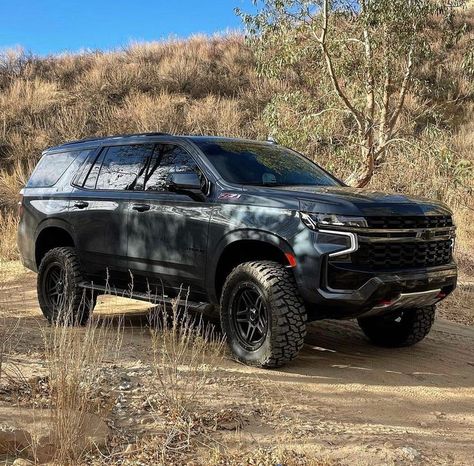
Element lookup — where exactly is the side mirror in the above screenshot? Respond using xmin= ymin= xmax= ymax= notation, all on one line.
xmin=168 ymin=172 xmax=202 ymax=192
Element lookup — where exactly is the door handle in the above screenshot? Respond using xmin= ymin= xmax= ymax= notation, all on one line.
xmin=132 ymin=203 xmax=151 ymax=212
xmin=74 ymin=201 xmax=89 ymax=209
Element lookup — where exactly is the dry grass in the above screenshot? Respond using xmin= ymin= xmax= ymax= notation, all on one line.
xmin=0 ymin=315 xmax=21 ymax=383
xmin=148 ymin=296 xmax=225 ymax=417
xmin=205 ymin=447 xmax=334 ymax=466
xmin=43 ymin=314 xmax=123 ymax=464
xmin=0 ymin=210 xmax=19 ymax=261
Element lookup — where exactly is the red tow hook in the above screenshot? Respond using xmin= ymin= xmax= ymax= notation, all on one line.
xmin=377 ymin=299 xmax=393 ymax=307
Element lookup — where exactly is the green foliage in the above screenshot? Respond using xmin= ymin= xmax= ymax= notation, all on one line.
xmin=237 ymin=1 xmax=468 ymax=185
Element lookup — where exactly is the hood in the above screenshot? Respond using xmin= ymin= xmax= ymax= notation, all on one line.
xmin=241 ymin=185 xmax=452 ymax=217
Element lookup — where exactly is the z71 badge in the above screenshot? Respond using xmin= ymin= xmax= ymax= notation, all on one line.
xmin=218 ymin=192 xmax=242 ymax=200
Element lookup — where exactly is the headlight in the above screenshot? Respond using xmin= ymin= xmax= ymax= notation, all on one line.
xmin=300 ymin=212 xmax=367 ymax=230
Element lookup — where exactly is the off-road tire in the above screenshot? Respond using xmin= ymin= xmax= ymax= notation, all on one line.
xmin=220 ymin=261 xmax=307 ymax=368
xmin=37 ymin=247 xmax=96 ymax=325
xmin=357 ymin=306 xmax=436 ymax=347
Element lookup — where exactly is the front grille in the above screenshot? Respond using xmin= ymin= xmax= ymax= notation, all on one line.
xmin=365 ymin=215 xmax=453 ymax=229
xmin=352 ymin=239 xmax=453 ymax=270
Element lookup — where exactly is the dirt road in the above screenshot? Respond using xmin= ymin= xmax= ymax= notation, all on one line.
xmin=1 ymin=262 xmax=473 ymax=465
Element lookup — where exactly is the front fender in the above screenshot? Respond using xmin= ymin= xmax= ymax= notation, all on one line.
xmin=206 ymin=228 xmax=295 ymax=303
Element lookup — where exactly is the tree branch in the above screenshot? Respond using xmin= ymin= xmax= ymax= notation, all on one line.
xmin=388 ymin=40 xmax=415 ymax=132
xmin=317 ymin=0 xmax=365 ymax=131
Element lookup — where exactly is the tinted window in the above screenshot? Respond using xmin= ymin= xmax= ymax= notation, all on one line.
xmin=93 ymin=144 xmax=154 ymax=191
xmin=144 ymin=144 xmax=200 ymax=191
xmin=83 ymin=150 xmax=106 ymax=189
xmin=27 ymin=150 xmax=82 ymax=188
xmin=194 ymin=140 xmax=341 ymax=187
xmin=73 ymin=149 xmax=99 ymax=187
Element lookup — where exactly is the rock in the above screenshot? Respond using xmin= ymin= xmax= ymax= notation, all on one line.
xmin=0 ymin=406 xmax=108 ymax=463
xmin=12 ymin=459 xmax=34 ymax=466
xmin=399 ymin=446 xmax=420 ymax=461
xmin=118 ymin=381 xmax=132 ymax=391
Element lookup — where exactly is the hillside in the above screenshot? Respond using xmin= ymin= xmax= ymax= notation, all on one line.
xmin=0 ymin=11 xmax=472 ymax=271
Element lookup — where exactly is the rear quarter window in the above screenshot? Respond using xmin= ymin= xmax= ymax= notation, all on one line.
xmin=27 ymin=150 xmax=82 ymax=188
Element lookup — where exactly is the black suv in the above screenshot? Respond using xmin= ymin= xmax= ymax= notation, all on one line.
xmin=18 ymin=133 xmax=457 ymax=367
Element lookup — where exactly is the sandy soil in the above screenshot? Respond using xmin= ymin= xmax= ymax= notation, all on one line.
xmin=1 ymin=261 xmax=473 ymax=465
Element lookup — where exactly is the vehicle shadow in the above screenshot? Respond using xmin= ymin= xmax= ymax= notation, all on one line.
xmin=93 ymin=300 xmax=474 ymax=390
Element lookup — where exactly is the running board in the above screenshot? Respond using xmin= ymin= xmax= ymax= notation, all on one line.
xmin=78 ymin=282 xmax=213 ymax=313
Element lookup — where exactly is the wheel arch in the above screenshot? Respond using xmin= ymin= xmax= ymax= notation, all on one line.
xmin=208 ymin=230 xmax=296 ymax=303
xmin=34 ymin=219 xmax=76 ymax=267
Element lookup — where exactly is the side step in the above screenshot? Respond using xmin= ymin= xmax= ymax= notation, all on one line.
xmin=78 ymin=282 xmax=213 ymax=313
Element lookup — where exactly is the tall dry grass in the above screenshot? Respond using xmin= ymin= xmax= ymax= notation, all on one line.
xmin=0 ymin=211 xmax=18 ymax=261
xmin=148 ymin=296 xmax=224 ymax=418
xmin=43 ymin=313 xmax=123 ymax=464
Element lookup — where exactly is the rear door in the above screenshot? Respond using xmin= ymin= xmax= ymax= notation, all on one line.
xmin=68 ymin=144 xmax=153 ymax=286
xmin=127 ymin=143 xmax=212 ymax=300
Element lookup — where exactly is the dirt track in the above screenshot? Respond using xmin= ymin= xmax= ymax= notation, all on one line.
xmin=1 ymin=262 xmax=473 ymax=465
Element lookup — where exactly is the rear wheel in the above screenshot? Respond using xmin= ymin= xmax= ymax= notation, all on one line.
xmin=37 ymin=247 xmax=96 ymax=325
xmin=357 ymin=306 xmax=436 ymax=347
xmin=220 ymin=261 xmax=307 ymax=368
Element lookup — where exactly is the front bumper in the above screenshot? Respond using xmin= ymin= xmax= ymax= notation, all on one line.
xmin=305 ymin=263 xmax=457 ymax=320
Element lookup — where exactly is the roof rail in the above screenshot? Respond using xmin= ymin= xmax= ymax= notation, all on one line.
xmin=60 ymin=136 xmax=106 ymax=146
xmin=125 ymin=132 xmax=171 ymax=137
xmin=58 ymin=132 xmax=172 ymax=147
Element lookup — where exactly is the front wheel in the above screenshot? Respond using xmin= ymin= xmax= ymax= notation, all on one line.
xmin=357 ymin=306 xmax=436 ymax=347
xmin=220 ymin=261 xmax=307 ymax=368
xmin=37 ymin=247 xmax=96 ymax=325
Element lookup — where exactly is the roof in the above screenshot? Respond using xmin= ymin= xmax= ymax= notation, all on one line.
xmin=45 ymin=133 xmax=276 ymax=152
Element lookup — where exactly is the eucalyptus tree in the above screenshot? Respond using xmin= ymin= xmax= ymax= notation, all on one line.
xmin=238 ymin=0 xmax=466 ymax=186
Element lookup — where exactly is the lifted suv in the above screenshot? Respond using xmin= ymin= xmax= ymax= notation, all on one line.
xmin=18 ymin=133 xmax=457 ymax=367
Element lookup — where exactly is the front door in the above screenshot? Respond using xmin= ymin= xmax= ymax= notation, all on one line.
xmin=127 ymin=143 xmax=212 ymax=300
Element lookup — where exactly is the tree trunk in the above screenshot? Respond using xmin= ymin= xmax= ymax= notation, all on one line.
xmin=355 ymin=134 xmax=375 ymax=188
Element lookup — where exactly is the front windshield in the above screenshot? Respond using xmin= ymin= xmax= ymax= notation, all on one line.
xmin=194 ymin=140 xmax=342 ymax=187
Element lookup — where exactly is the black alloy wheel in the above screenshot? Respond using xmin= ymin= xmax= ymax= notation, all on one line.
xmin=41 ymin=262 xmax=67 ymax=313
xmin=230 ymin=283 xmax=269 ymax=351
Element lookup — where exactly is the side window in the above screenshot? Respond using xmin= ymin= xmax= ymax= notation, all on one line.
xmin=27 ymin=150 xmax=82 ymax=188
xmin=74 ymin=148 xmax=99 ymax=187
xmin=91 ymin=144 xmax=154 ymax=191
xmin=144 ymin=144 xmax=200 ymax=192
xmin=83 ymin=150 xmax=106 ymax=189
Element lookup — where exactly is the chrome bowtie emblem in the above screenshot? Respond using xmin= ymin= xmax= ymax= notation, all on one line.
xmin=416 ymin=229 xmax=435 ymax=240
